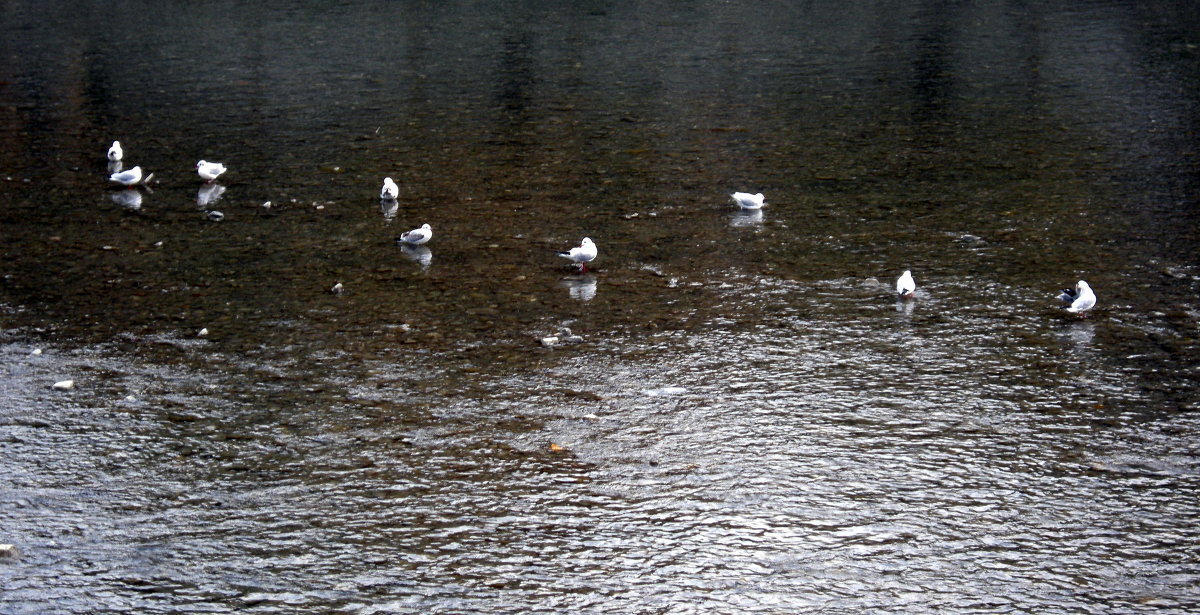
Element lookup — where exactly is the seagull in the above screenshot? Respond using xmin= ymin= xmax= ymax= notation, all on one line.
xmin=398 ymin=223 xmax=432 ymax=245
xmin=1058 ymin=280 xmax=1096 ymax=316
xmin=109 ymin=166 xmax=143 ymax=187
xmin=381 ymin=177 xmax=399 ymax=200
xmin=558 ymin=237 xmax=597 ymax=271
xmin=896 ymin=270 xmax=916 ymax=299
xmin=107 ymin=141 xmax=123 ymax=162
xmin=731 ymin=192 xmax=766 ymax=209
xmin=196 ymin=160 xmax=227 ymax=182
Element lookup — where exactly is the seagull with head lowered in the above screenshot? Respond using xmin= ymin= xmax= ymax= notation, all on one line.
xmin=107 ymin=141 xmax=123 ymax=162
xmin=731 ymin=192 xmax=766 ymax=210
xmin=558 ymin=237 xmax=597 ymax=272
xmin=896 ymin=270 xmax=916 ymax=299
xmin=1058 ymin=280 xmax=1096 ymax=316
xmin=381 ymin=177 xmax=399 ymax=200
xmin=196 ymin=160 xmax=227 ymax=182
xmin=109 ymin=165 xmax=144 ymax=188
xmin=398 ymin=223 xmax=432 ymax=245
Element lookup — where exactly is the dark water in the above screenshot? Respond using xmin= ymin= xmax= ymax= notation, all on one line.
xmin=3 ymin=1 xmax=1200 ymax=613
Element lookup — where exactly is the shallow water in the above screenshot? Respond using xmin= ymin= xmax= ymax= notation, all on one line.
xmin=2 ymin=1 xmax=1199 ymax=613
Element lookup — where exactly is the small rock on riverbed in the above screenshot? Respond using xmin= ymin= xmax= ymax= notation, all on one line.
xmin=541 ymin=327 xmax=584 ymax=347
xmin=52 ymin=379 xmax=75 ymax=391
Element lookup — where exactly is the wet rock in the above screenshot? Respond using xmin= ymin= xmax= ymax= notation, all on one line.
xmin=197 ymin=328 xmax=209 ymax=337
xmin=206 ymin=211 xmax=225 ymax=221
xmin=543 ymin=327 xmax=583 ymax=347
xmin=330 ymin=282 xmax=345 ymax=294
xmin=30 ymin=348 xmax=42 ymax=356
xmin=52 ymin=379 xmax=74 ymax=391
xmin=0 ymin=544 xmax=19 ymax=561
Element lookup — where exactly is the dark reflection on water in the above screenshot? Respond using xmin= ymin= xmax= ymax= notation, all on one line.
xmin=2 ymin=1 xmax=1200 ymax=613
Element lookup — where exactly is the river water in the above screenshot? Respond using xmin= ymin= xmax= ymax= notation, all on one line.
xmin=2 ymin=1 xmax=1199 ymax=613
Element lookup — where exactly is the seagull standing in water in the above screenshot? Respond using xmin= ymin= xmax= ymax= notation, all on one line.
xmin=558 ymin=237 xmax=597 ymax=272
xmin=1058 ymin=280 xmax=1096 ymax=316
xmin=107 ymin=141 xmax=123 ymax=162
xmin=381 ymin=177 xmax=399 ymax=200
xmin=109 ymin=166 xmax=144 ymax=188
xmin=196 ymin=160 xmax=227 ymax=182
xmin=731 ymin=192 xmax=766 ymax=210
xmin=398 ymin=223 xmax=432 ymax=245
xmin=896 ymin=270 xmax=916 ymax=299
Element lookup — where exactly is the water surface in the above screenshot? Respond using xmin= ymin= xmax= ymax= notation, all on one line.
xmin=2 ymin=1 xmax=1199 ymax=613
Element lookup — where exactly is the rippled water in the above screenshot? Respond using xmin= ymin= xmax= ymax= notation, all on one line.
xmin=2 ymin=1 xmax=1199 ymax=613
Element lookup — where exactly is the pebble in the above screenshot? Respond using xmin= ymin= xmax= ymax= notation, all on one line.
xmin=31 ymin=348 xmax=42 ymax=356
xmin=197 ymin=328 xmax=209 ymax=337
xmin=330 ymin=282 xmax=345 ymax=294
xmin=207 ymin=211 xmax=225 ymax=221
xmin=52 ymin=380 xmax=74 ymax=391
xmin=0 ymin=544 xmax=18 ymax=560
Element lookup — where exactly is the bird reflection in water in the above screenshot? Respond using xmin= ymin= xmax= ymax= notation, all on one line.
xmin=730 ymin=208 xmax=764 ymax=228
xmin=197 ymin=183 xmax=226 ymax=207
xmin=1059 ymin=321 xmax=1095 ymax=350
xmin=380 ymin=198 xmax=398 ymax=221
xmin=400 ymin=244 xmax=432 ymax=269
xmin=110 ymin=189 xmax=143 ymax=210
xmin=560 ymin=274 xmax=597 ymax=302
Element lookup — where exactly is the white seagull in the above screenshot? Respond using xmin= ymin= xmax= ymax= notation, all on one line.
xmin=381 ymin=177 xmax=399 ymax=200
xmin=558 ymin=237 xmax=598 ymax=271
xmin=896 ymin=270 xmax=916 ymax=299
xmin=196 ymin=160 xmax=227 ymax=182
xmin=1058 ymin=280 xmax=1096 ymax=316
xmin=398 ymin=223 xmax=432 ymax=245
xmin=109 ymin=165 xmax=144 ymax=187
xmin=107 ymin=141 xmax=123 ymax=162
xmin=731 ymin=192 xmax=766 ymax=209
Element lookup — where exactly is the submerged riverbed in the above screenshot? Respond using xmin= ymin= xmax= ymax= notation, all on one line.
xmin=2 ymin=1 xmax=1199 ymax=613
